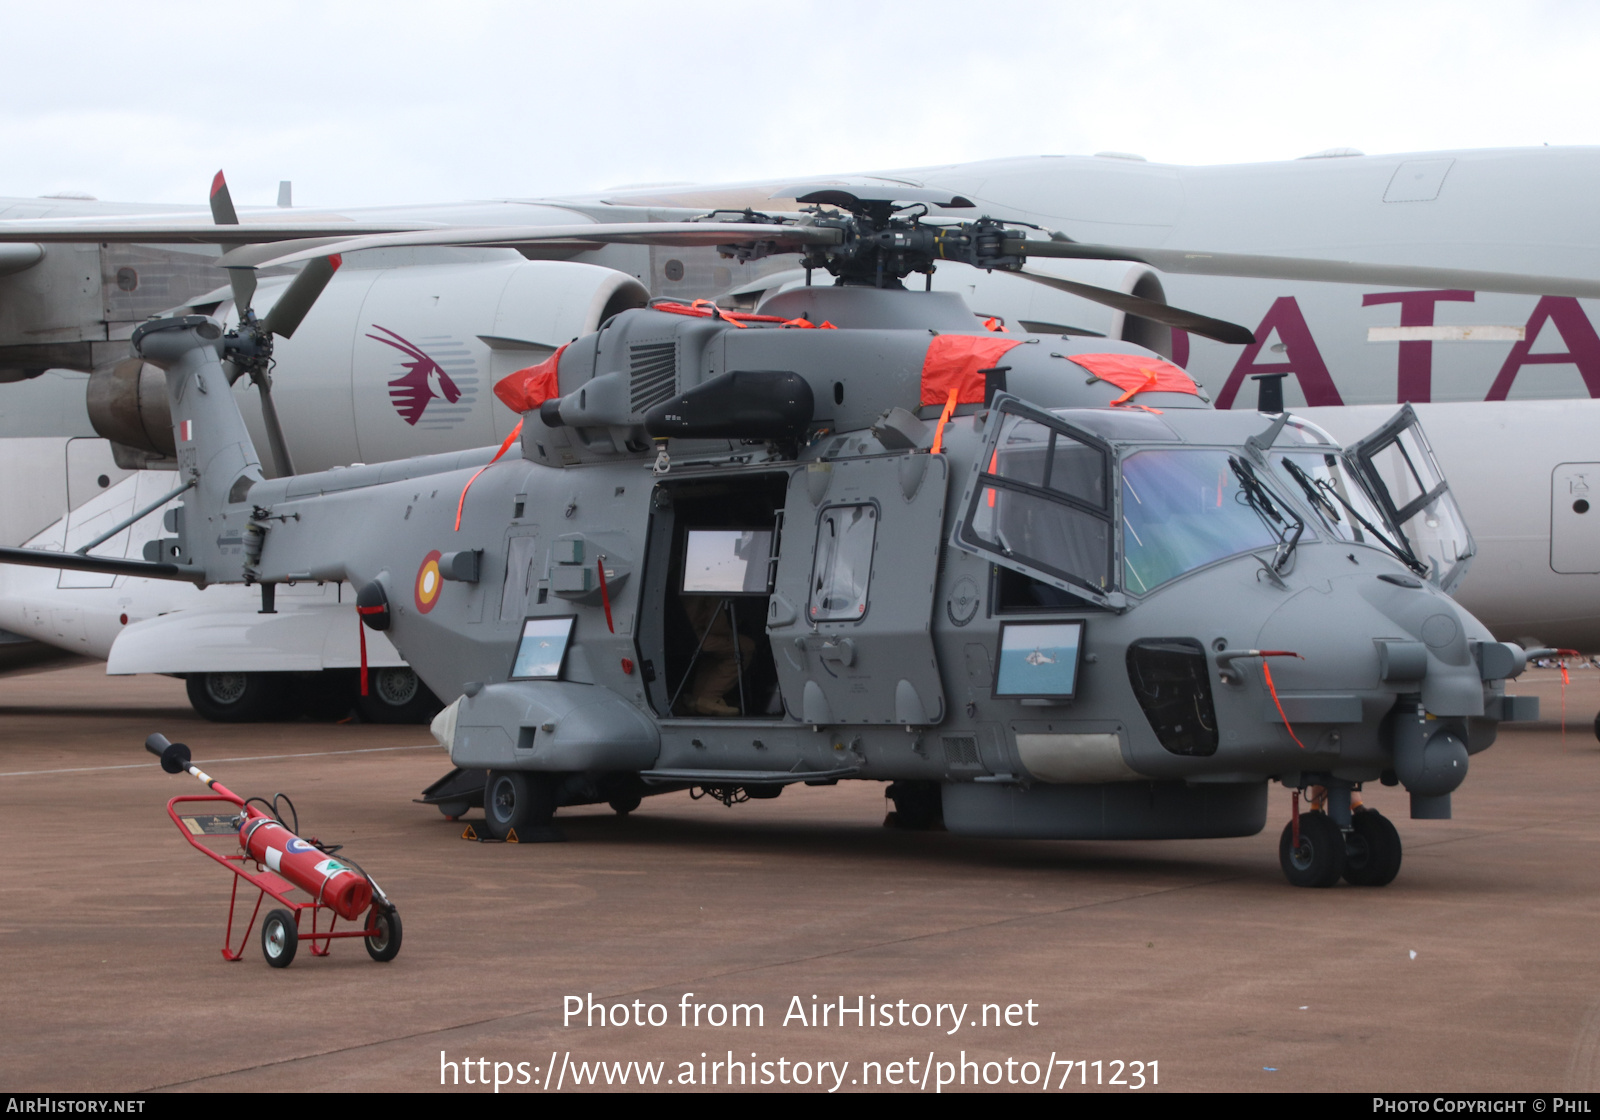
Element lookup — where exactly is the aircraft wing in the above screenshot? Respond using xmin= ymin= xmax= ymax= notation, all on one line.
xmin=1021 ymin=239 xmax=1600 ymax=301
xmin=0 ymin=212 xmax=446 ymax=245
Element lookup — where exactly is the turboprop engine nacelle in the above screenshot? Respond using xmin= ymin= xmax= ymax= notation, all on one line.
xmin=90 ymin=258 xmax=649 ymax=473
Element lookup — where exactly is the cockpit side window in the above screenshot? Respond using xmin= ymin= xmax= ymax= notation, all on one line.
xmin=1344 ymin=406 xmax=1475 ymax=591
xmin=959 ymin=410 xmax=1115 ymax=598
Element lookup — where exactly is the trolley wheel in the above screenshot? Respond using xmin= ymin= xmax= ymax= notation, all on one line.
xmin=364 ymin=905 xmax=403 ymax=963
xmin=483 ymin=770 xmax=557 ymax=839
xmin=1278 ymin=809 xmax=1346 ymax=888
xmin=262 ymin=908 xmax=299 ymax=968
xmin=1343 ymin=808 xmax=1403 ymax=886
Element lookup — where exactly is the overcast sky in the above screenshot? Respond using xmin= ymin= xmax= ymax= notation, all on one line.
xmin=4 ymin=0 xmax=1597 ymax=209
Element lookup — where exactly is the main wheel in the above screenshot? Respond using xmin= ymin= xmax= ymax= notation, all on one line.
xmin=355 ymin=667 xmax=443 ymax=725
xmin=885 ymin=781 xmax=944 ymax=830
xmin=608 ymin=792 xmax=642 ymax=815
xmin=364 ymin=905 xmax=403 ymax=962
xmin=1278 ymin=809 xmax=1346 ymax=888
xmin=186 ymin=672 xmax=285 ymax=723
xmin=290 ymin=671 xmax=356 ymax=722
xmin=261 ymin=908 xmax=299 ymax=968
xmin=1343 ymin=808 xmax=1403 ymax=886
xmin=483 ymin=770 xmax=557 ymax=839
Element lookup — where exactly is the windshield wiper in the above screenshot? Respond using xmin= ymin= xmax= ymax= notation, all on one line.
xmin=1229 ymin=456 xmax=1303 ymax=572
xmin=1281 ymin=459 xmax=1430 ymax=578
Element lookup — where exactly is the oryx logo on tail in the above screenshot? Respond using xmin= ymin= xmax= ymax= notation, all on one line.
xmin=368 ymin=325 xmax=463 ymax=425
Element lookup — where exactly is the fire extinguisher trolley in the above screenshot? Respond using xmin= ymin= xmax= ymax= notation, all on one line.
xmin=146 ymin=733 xmax=402 ymax=968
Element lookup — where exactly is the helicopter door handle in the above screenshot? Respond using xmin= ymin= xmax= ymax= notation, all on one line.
xmin=767 ymin=593 xmax=798 ymax=629
xmin=817 ymin=639 xmax=856 ymax=668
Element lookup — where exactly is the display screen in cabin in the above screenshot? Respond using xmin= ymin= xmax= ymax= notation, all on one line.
xmin=681 ymin=529 xmax=774 ymax=595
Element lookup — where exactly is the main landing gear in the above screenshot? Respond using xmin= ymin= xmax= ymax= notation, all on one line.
xmin=1278 ymin=787 xmax=1402 ymax=888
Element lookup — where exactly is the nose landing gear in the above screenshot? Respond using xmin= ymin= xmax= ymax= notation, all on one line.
xmin=1278 ymin=785 xmax=1403 ymax=887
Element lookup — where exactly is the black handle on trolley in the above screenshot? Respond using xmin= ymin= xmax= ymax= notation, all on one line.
xmin=145 ymin=732 xmax=193 ymax=775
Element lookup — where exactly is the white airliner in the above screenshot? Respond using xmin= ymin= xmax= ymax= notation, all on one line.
xmin=3 ymin=145 xmax=1600 ymax=721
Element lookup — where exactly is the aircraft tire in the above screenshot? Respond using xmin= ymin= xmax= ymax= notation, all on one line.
xmin=885 ymin=780 xmax=944 ymax=830
xmin=483 ymin=770 xmax=557 ymax=839
xmin=1278 ymin=810 xmax=1345 ymax=888
xmin=354 ymin=667 xmax=442 ymax=724
xmin=608 ymin=792 xmax=643 ymax=815
xmin=1342 ymin=808 xmax=1402 ymax=886
xmin=291 ymin=671 xmax=357 ymax=721
xmin=186 ymin=672 xmax=287 ymax=723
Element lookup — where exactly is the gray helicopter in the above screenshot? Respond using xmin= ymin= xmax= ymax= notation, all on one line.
xmin=0 ymin=189 xmax=1541 ymax=887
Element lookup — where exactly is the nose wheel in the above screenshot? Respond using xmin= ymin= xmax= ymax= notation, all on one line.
xmin=1278 ymin=802 xmax=1403 ymax=887
xmin=1341 ymin=808 xmax=1402 ymax=886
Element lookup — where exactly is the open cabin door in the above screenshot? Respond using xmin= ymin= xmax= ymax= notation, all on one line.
xmin=1344 ymin=405 xmax=1475 ymax=593
xmin=767 ymin=455 xmax=949 ymax=726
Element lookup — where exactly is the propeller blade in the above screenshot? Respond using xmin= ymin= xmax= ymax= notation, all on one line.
xmin=253 ymin=374 xmax=296 ymax=477
xmin=1017 ymin=237 xmax=1600 ymax=300
xmin=222 ymin=222 xmax=843 ymax=271
xmin=261 ymin=255 xmax=341 ymax=339
xmin=1015 ymin=268 xmax=1256 ymax=345
xmin=209 ymin=170 xmax=239 ymax=226
xmin=225 ymin=267 xmax=256 ymax=315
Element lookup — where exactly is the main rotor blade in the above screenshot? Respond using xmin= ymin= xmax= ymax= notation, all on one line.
xmin=223 ymin=222 xmax=844 ymax=271
xmin=254 ymin=375 xmax=296 ymax=477
xmin=1017 ymin=237 xmax=1600 ymax=300
xmin=1015 ymin=268 xmax=1256 ymax=345
xmin=261 ymin=255 xmax=341 ymax=339
xmin=209 ymin=171 xmax=239 ymax=226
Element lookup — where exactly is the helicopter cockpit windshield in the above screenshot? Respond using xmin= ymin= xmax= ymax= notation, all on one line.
xmin=955 ymin=396 xmax=1309 ymax=604
xmin=1120 ymin=449 xmax=1304 ymax=594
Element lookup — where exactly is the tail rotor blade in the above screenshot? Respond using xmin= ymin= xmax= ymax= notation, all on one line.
xmin=209 ymin=170 xmax=239 ymax=226
xmin=1015 ymin=268 xmax=1256 ymax=345
xmin=261 ymin=255 xmax=340 ymax=339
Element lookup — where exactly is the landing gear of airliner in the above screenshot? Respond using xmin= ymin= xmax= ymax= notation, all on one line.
xmin=354 ymin=667 xmax=442 ymax=724
xmin=184 ymin=667 xmax=441 ymax=723
xmin=185 ymin=671 xmax=285 ymax=722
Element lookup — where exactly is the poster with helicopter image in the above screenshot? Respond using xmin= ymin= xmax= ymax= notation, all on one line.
xmin=994 ymin=621 xmax=1084 ymax=699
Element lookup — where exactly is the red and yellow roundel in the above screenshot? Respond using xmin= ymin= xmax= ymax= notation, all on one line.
xmin=414 ymin=550 xmax=443 ymax=613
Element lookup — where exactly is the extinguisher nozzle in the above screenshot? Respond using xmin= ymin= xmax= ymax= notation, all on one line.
xmin=145 ymin=733 xmax=192 ymax=775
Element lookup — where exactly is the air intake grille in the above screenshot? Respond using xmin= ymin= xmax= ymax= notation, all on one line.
xmin=629 ymin=342 xmax=677 ymax=414
xmin=942 ymin=735 xmax=981 ymax=768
